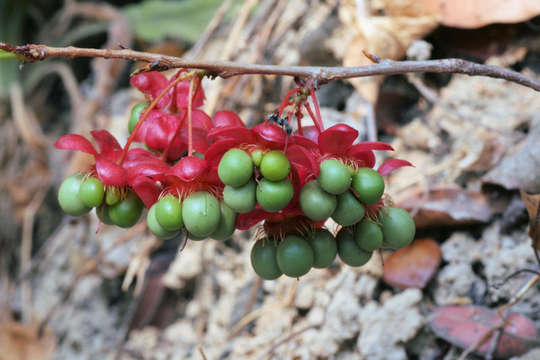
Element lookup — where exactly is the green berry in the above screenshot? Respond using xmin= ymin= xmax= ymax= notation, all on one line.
xmin=336 ymin=227 xmax=372 ymax=267
xmin=155 ymin=194 xmax=183 ymax=231
xmin=105 ymin=187 xmax=121 ymax=206
xmin=309 ymin=229 xmax=337 ymax=268
xmin=354 ymin=219 xmax=383 ymax=252
xmin=210 ymin=202 xmax=237 ymax=241
xmin=251 ymin=240 xmax=282 ymax=280
xmin=319 ymin=159 xmax=352 ymax=195
xmin=129 ymin=103 xmax=147 ymax=134
xmin=251 ymin=149 xmax=264 ymax=167
xmin=109 ymin=192 xmax=143 ymax=228
xmin=58 ymin=174 xmax=92 ymax=216
xmin=223 ymin=179 xmax=256 ymax=213
xmin=218 ymin=148 xmax=253 ymax=187
xmin=351 ymin=167 xmax=384 ymax=205
xmin=79 ymin=177 xmax=105 ymax=208
xmin=96 ymin=204 xmax=114 ymax=225
xmin=332 ymin=191 xmax=365 ymax=226
xmin=256 ymin=178 xmax=294 ymax=212
xmin=182 ymin=192 xmax=221 ymax=238
xmin=147 ymin=204 xmax=179 ymax=240
xmin=276 ymin=235 xmax=314 ymax=278
xmin=380 ymin=207 xmax=415 ymax=249
xmin=299 ymin=180 xmax=337 ymax=221
xmin=260 ymin=150 xmax=290 ymax=181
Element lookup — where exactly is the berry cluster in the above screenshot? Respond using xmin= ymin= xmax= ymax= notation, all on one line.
xmin=55 ymin=70 xmax=415 ymax=280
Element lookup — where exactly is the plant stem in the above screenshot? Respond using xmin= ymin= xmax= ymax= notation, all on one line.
xmin=2 ymin=42 xmax=539 ymax=91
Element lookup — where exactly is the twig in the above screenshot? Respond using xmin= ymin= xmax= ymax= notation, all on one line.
xmin=199 ymin=346 xmax=208 ymax=360
xmin=2 ymin=42 xmax=539 ymax=91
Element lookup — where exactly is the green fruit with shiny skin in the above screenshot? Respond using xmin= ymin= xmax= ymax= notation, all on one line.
xmin=147 ymin=204 xmax=179 ymax=240
xmin=299 ymin=180 xmax=337 ymax=221
xmin=276 ymin=235 xmax=314 ymax=278
xmin=96 ymin=204 xmax=114 ymax=225
xmin=223 ymin=179 xmax=256 ymax=213
xmin=155 ymin=194 xmax=183 ymax=231
xmin=351 ymin=167 xmax=384 ymax=205
xmin=250 ymin=240 xmax=282 ymax=280
xmin=182 ymin=191 xmax=221 ymax=237
xmin=251 ymin=149 xmax=263 ymax=167
xmin=79 ymin=177 xmax=105 ymax=208
xmin=58 ymin=174 xmax=92 ymax=216
xmin=319 ymin=159 xmax=352 ymax=195
xmin=256 ymin=178 xmax=294 ymax=212
xmin=105 ymin=187 xmax=121 ymax=206
xmin=218 ymin=148 xmax=253 ymax=187
xmin=380 ymin=207 xmax=415 ymax=249
xmin=260 ymin=150 xmax=290 ymax=181
xmin=332 ymin=191 xmax=365 ymax=226
xmin=129 ymin=103 xmax=147 ymax=134
xmin=210 ymin=202 xmax=237 ymax=240
xmin=109 ymin=192 xmax=143 ymax=228
xmin=336 ymin=227 xmax=372 ymax=267
xmin=355 ymin=219 xmax=383 ymax=252
xmin=309 ymin=229 xmax=337 ymax=268
xmin=189 ymin=233 xmax=207 ymax=241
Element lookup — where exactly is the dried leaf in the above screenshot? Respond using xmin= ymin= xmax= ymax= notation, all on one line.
xmin=398 ymin=186 xmax=492 ymax=228
xmin=430 ymin=306 xmax=538 ymax=358
xmin=417 ymin=0 xmax=540 ymax=29
xmin=0 ymin=321 xmax=56 ymax=360
xmin=520 ymin=190 xmax=540 ymax=251
xmin=383 ymin=238 xmax=441 ymax=289
xmin=483 ymin=125 xmax=540 ymax=194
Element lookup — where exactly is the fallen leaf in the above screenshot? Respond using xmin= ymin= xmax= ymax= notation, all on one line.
xmin=430 ymin=306 xmax=537 ymax=358
xmin=483 ymin=125 xmax=540 ymax=194
xmin=417 ymin=0 xmax=540 ymax=29
xmin=520 ymin=190 xmax=540 ymax=251
xmin=397 ymin=186 xmax=492 ymax=228
xmin=0 ymin=321 xmax=56 ymax=360
xmin=383 ymin=238 xmax=441 ymax=289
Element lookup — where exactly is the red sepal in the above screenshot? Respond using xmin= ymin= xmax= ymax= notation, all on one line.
xmin=378 ymin=159 xmax=414 ymax=176
xmin=130 ymin=72 xmax=172 ymax=109
xmin=252 ymin=122 xmax=287 ymax=149
xmin=54 ymin=134 xmax=97 ymax=155
xmin=131 ymin=177 xmax=161 ymax=208
xmin=168 ymin=156 xmax=208 ymax=182
xmin=95 ymin=155 xmax=127 ymax=186
xmin=90 ymin=130 xmax=122 ymax=160
xmin=318 ymin=124 xmax=358 ymax=155
xmin=213 ymin=110 xmax=244 ymax=128
xmin=175 ymin=76 xmax=205 ymax=109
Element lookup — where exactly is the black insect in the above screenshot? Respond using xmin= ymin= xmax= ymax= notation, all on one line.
xmin=267 ymin=112 xmax=293 ymax=136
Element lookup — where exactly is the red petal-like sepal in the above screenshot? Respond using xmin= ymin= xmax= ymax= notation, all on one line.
xmin=349 ymin=151 xmax=376 ymax=168
xmin=95 ymin=156 xmax=127 ymax=186
xmin=175 ymin=76 xmax=205 ymax=109
xmin=207 ymin=125 xmax=255 ymax=144
xmin=169 ymin=156 xmax=208 ymax=182
xmin=286 ymin=144 xmax=319 ymax=177
xmin=236 ymin=209 xmax=268 ymax=230
xmin=204 ymin=139 xmax=242 ymax=167
xmin=90 ymin=130 xmax=122 ymax=160
xmin=130 ymin=72 xmax=172 ymax=109
xmin=378 ymin=159 xmax=414 ymax=176
xmin=348 ymin=142 xmax=394 ymax=153
xmin=252 ymin=122 xmax=286 ymax=149
xmin=131 ymin=177 xmax=160 ymax=208
xmin=213 ymin=110 xmax=244 ymax=128
xmin=54 ymin=134 xmax=97 ymax=155
xmin=318 ymin=124 xmax=358 ymax=155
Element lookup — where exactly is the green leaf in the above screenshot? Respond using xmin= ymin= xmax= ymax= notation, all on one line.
xmin=124 ymin=0 xmax=240 ymax=43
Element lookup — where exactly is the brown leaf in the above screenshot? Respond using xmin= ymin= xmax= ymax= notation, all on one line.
xmin=520 ymin=190 xmax=540 ymax=251
xmin=417 ymin=0 xmax=540 ymax=28
xmin=0 ymin=321 xmax=56 ymax=360
xmin=397 ymin=186 xmax=492 ymax=228
xmin=430 ymin=306 xmax=537 ymax=358
xmin=383 ymin=238 xmax=441 ymax=289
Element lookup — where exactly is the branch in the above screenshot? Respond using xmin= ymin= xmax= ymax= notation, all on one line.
xmin=1 ymin=42 xmax=540 ymax=91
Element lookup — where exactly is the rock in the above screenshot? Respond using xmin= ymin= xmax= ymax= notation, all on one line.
xmin=357 ymin=289 xmax=424 ymax=359
xmin=434 ymin=263 xmax=484 ymax=305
